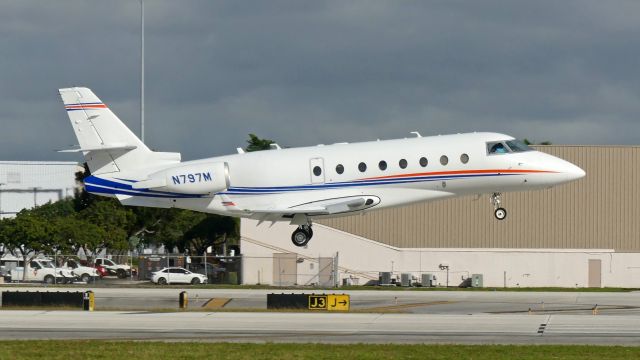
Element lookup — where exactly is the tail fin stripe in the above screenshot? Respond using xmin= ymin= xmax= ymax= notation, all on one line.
xmin=65 ymin=103 xmax=107 ymax=111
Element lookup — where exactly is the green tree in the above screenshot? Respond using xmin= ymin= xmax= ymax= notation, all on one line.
xmin=73 ymin=162 xmax=95 ymax=211
xmin=152 ymin=209 xmax=207 ymax=253
xmin=523 ymin=139 xmax=552 ymax=146
xmin=77 ymin=198 xmax=135 ymax=256
xmin=0 ymin=217 xmax=17 ymax=255
xmin=8 ymin=211 xmax=55 ymax=280
xmin=245 ymin=133 xmax=274 ymax=152
xmin=184 ymin=215 xmax=239 ymax=255
xmin=30 ymin=198 xmax=76 ymax=220
xmin=51 ymin=216 xmax=107 ymax=256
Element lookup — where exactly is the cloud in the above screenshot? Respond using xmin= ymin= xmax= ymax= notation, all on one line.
xmin=1 ymin=0 xmax=639 ymax=162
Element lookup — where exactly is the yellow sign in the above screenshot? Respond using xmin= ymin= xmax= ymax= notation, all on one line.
xmin=308 ymin=295 xmax=328 ymax=310
xmin=327 ymin=294 xmax=350 ymax=311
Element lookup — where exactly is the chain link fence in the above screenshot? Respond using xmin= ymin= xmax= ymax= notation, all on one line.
xmin=1 ymin=251 xmax=472 ymax=287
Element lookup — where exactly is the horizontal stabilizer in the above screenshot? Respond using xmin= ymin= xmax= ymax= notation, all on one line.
xmin=115 ymin=194 xmax=172 ymax=209
xmin=57 ymin=144 xmax=137 ymax=153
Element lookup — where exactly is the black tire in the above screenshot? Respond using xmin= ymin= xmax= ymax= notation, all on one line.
xmin=495 ymin=208 xmax=507 ymax=220
xmin=157 ymin=277 xmax=167 ymax=285
xmin=116 ymin=269 xmax=127 ymax=279
xmin=44 ymin=275 xmax=55 ymax=284
xmin=191 ymin=277 xmax=201 ymax=285
xmin=81 ymin=273 xmax=91 ymax=283
xmin=291 ymin=228 xmax=311 ymax=247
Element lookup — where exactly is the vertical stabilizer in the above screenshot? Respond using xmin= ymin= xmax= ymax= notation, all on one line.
xmin=59 ymin=87 xmax=180 ymax=174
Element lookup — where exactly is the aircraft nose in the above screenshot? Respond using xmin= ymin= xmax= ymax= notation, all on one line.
xmin=563 ymin=162 xmax=586 ymax=181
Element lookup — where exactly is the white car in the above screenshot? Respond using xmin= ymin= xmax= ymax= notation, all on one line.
xmin=151 ymin=267 xmax=208 ymax=285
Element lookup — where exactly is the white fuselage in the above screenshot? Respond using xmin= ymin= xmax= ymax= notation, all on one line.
xmin=85 ymin=132 xmax=585 ymax=223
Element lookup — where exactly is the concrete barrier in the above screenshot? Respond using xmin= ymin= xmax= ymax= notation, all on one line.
xmin=2 ymin=291 xmax=84 ymax=308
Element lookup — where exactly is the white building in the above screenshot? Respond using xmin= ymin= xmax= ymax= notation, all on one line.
xmin=0 ymin=161 xmax=80 ymax=219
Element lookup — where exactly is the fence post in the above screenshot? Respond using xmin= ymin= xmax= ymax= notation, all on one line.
xmin=334 ymin=252 xmax=339 ymax=288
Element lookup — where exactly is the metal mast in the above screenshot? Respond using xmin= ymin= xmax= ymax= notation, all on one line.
xmin=141 ymin=0 xmax=145 ymax=143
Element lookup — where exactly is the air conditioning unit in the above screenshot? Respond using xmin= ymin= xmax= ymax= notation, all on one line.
xmin=379 ymin=272 xmax=392 ymax=286
xmin=421 ymin=273 xmax=436 ymax=287
xmin=400 ymin=273 xmax=412 ymax=287
xmin=471 ymin=274 xmax=483 ymax=288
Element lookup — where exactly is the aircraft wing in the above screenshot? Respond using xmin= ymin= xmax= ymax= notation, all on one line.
xmin=248 ymin=195 xmax=378 ymax=216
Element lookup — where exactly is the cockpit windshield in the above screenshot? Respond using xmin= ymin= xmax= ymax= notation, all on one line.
xmin=506 ymin=140 xmax=533 ymax=152
xmin=487 ymin=139 xmax=533 ymax=155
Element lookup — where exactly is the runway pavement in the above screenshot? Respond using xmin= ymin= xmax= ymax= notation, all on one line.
xmin=1 ymin=287 xmax=640 ymax=344
xmin=2 ymin=287 xmax=640 ymax=315
xmin=1 ymin=310 xmax=639 ymax=344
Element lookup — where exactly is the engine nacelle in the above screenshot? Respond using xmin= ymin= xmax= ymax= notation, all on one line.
xmin=134 ymin=162 xmax=230 ymax=195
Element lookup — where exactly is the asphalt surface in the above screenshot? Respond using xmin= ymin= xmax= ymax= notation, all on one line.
xmin=1 ymin=287 xmax=640 ymax=344
xmin=1 ymin=310 xmax=640 ymax=344
xmin=3 ymin=287 xmax=640 ymax=315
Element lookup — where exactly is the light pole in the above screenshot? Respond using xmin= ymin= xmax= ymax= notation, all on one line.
xmin=140 ymin=0 xmax=145 ymax=143
xmin=32 ymin=187 xmax=41 ymax=207
xmin=0 ymin=182 xmax=5 ymax=219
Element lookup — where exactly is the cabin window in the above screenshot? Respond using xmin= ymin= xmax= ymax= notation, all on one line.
xmin=460 ymin=154 xmax=469 ymax=164
xmin=313 ymin=166 xmax=322 ymax=176
xmin=419 ymin=157 xmax=428 ymax=167
xmin=378 ymin=161 xmax=387 ymax=171
xmin=399 ymin=159 xmax=408 ymax=169
xmin=440 ymin=155 xmax=449 ymax=165
xmin=358 ymin=162 xmax=367 ymax=172
xmin=336 ymin=164 xmax=344 ymax=174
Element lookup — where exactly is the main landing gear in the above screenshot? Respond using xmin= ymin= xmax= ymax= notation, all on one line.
xmin=291 ymin=224 xmax=313 ymax=247
xmin=491 ymin=192 xmax=507 ymax=220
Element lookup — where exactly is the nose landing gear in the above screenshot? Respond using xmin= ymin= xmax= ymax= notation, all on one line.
xmin=490 ymin=192 xmax=507 ymax=220
xmin=291 ymin=224 xmax=313 ymax=247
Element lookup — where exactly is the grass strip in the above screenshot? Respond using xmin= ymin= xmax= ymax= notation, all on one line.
xmin=0 ymin=342 xmax=639 ymax=360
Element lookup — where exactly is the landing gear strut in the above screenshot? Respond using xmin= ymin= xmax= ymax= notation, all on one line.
xmin=490 ymin=192 xmax=507 ymax=220
xmin=291 ymin=224 xmax=313 ymax=247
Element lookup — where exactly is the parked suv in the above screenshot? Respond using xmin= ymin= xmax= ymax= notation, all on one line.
xmin=94 ymin=258 xmax=133 ymax=279
xmin=189 ymin=262 xmax=226 ymax=283
xmin=151 ymin=267 xmax=207 ymax=285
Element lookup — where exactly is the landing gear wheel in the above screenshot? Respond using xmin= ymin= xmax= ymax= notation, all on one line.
xmin=494 ymin=207 xmax=507 ymax=220
xmin=291 ymin=227 xmax=312 ymax=247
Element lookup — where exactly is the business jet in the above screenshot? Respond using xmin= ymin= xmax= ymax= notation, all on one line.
xmin=59 ymin=87 xmax=585 ymax=247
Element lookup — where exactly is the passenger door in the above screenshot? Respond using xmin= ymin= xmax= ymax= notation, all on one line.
xmin=170 ymin=268 xmax=188 ymax=283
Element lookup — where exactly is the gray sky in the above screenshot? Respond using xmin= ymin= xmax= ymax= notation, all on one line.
xmin=1 ymin=1 xmax=639 ymax=161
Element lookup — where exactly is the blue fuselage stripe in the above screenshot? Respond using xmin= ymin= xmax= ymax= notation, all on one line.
xmin=85 ymin=172 xmax=522 ymax=198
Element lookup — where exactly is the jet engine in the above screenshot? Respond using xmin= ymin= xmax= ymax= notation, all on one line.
xmin=132 ymin=162 xmax=230 ymax=194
